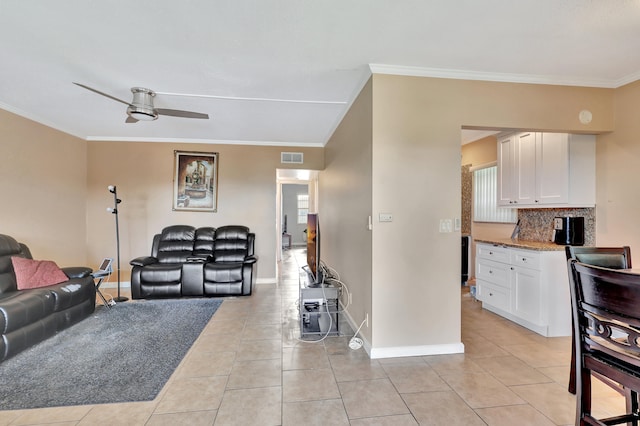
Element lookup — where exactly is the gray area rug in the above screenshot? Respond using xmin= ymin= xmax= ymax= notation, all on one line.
xmin=0 ymin=298 xmax=222 ymax=410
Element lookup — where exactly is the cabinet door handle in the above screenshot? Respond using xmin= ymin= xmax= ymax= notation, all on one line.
xmin=522 ymin=258 xmax=527 ymax=262
xmin=510 ymin=267 xmax=514 ymax=270
xmin=489 ymin=270 xmax=493 ymax=274
xmin=489 ymin=292 xmax=493 ymax=296
xmin=489 ymin=251 xmax=493 ymax=255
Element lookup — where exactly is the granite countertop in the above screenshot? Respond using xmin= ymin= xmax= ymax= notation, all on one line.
xmin=474 ymin=237 xmax=565 ymax=251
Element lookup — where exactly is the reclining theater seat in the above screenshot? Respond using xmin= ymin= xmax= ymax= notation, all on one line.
xmin=0 ymin=234 xmax=96 ymax=362
xmin=204 ymin=226 xmax=257 ymax=296
xmin=129 ymin=225 xmax=257 ymax=299
xmin=130 ymin=225 xmax=197 ymax=299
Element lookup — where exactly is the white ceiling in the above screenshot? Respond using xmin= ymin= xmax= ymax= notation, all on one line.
xmin=2 ymin=1 xmax=640 ymax=147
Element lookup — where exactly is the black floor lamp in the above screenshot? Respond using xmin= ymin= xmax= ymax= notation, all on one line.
xmin=108 ymin=185 xmax=128 ymax=302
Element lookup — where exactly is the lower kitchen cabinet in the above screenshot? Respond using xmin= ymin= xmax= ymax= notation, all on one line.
xmin=512 ymin=265 xmax=542 ymax=325
xmin=475 ymin=242 xmax=571 ymax=337
xmin=478 ymin=281 xmax=510 ymax=312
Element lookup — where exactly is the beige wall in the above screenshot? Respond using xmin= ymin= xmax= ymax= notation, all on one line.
xmin=0 ymin=109 xmax=324 ymax=278
xmin=461 ymin=135 xmax=498 ymax=167
xmin=363 ymin=74 xmax=613 ymax=355
xmin=596 ymin=79 xmax=640 ymax=250
xmin=86 ymin=141 xmax=324 ymax=280
xmin=371 ymin=75 xmax=465 ymax=354
xmin=0 ymin=109 xmax=88 ymax=265
xmin=321 ymin=78 xmax=374 ymax=346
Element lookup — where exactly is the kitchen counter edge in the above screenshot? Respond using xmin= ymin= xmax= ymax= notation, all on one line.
xmin=474 ymin=238 xmax=565 ymax=251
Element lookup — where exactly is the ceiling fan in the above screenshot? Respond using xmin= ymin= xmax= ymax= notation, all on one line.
xmin=73 ymin=82 xmax=209 ymax=123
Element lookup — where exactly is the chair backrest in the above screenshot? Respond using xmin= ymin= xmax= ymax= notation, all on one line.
xmin=0 ymin=234 xmax=32 ymax=294
xmin=193 ymin=227 xmax=216 ymax=256
xmin=155 ymin=225 xmax=196 ymax=263
xmin=565 ymin=246 xmax=631 ymax=269
xmin=213 ymin=225 xmax=253 ymax=262
xmin=568 ymin=260 xmax=640 ymax=375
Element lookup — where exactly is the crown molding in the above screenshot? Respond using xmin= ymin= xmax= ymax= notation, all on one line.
xmin=368 ymin=63 xmax=639 ymax=89
xmin=614 ymin=70 xmax=640 ymax=88
xmin=84 ymin=136 xmax=325 ymax=147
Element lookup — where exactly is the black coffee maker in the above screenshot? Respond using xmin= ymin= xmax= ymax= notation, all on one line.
xmin=553 ymin=216 xmax=584 ymax=246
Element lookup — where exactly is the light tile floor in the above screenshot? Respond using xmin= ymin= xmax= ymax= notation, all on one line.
xmin=0 ymin=248 xmax=626 ymax=425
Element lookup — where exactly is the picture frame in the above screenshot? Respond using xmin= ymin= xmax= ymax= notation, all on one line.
xmin=172 ymin=150 xmax=219 ymax=212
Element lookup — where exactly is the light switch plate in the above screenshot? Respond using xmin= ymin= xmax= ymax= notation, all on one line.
xmin=379 ymin=213 xmax=393 ymax=222
xmin=439 ymin=219 xmax=453 ymax=233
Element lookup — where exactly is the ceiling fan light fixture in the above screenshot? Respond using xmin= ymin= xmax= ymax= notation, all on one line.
xmin=127 ymin=87 xmax=158 ymax=121
xmin=127 ymin=107 xmax=158 ymax=121
xmin=74 ymin=83 xmax=208 ymax=122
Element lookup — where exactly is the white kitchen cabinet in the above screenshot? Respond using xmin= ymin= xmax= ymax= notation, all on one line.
xmin=497 ymin=134 xmax=516 ymax=205
xmin=478 ymin=281 xmax=511 ymax=313
xmin=535 ymin=132 xmax=570 ymax=204
xmin=511 ymin=258 xmax=542 ymax=325
xmin=475 ymin=242 xmax=570 ymax=337
xmin=497 ymin=132 xmax=594 ymax=208
xmin=514 ymin=132 xmax=538 ymax=204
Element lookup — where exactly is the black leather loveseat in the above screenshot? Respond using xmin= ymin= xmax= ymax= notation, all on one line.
xmin=0 ymin=234 xmax=96 ymax=362
xmin=130 ymin=225 xmax=257 ymax=299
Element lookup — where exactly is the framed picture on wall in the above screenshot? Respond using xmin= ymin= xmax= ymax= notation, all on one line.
xmin=172 ymin=150 xmax=219 ymax=212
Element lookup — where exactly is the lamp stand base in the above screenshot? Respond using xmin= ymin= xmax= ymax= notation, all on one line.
xmin=113 ymin=296 xmax=129 ymax=303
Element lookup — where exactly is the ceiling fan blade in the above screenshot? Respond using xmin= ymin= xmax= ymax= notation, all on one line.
xmin=156 ymin=108 xmax=209 ymax=119
xmin=125 ymin=116 xmax=138 ymax=123
xmin=73 ymin=82 xmax=131 ymax=106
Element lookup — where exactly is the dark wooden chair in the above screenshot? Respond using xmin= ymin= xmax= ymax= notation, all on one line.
xmin=566 ymin=246 xmax=632 ymax=394
xmin=568 ymin=259 xmax=640 ymax=426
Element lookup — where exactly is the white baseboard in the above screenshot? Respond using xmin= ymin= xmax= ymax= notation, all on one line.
xmin=370 ymin=342 xmax=465 ymax=359
xmin=100 ymin=281 xmax=131 ymax=289
xmin=339 ymin=306 xmax=464 ymax=359
xmin=256 ymin=278 xmax=277 ymax=284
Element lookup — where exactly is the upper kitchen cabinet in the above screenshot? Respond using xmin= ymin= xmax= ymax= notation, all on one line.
xmin=497 ymin=132 xmax=595 ymax=208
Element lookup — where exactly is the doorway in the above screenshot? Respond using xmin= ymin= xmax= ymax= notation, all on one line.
xmin=276 ymin=169 xmax=319 ymax=262
xmin=281 ymin=183 xmax=308 ymax=251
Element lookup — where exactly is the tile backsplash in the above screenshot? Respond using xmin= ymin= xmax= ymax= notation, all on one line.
xmin=461 ymin=164 xmax=472 ymax=235
xmin=517 ymin=208 xmax=595 ymax=245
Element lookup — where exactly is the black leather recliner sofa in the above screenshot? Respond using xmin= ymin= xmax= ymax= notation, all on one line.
xmin=0 ymin=234 xmax=96 ymax=362
xmin=130 ymin=225 xmax=257 ymax=299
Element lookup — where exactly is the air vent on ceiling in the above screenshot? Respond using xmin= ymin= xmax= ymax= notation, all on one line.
xmin=281 ymin=152 xmax=304 ymax=164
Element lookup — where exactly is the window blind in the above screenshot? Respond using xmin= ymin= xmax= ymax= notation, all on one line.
xmin=473 ymin=166 xmax=517 ymax=223
xmin=297 ymin=194 xmax=309 ymax=224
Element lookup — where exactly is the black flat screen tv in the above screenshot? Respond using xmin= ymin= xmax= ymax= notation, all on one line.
xmin=306 ymin=213 xmax=322 ymax=285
